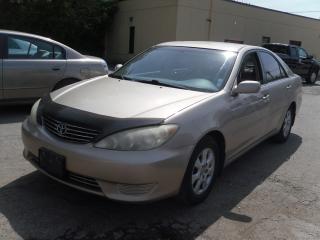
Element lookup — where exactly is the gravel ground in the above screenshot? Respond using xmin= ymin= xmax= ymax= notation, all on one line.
xmin=0 ymin=84 xmax=320 ymax=240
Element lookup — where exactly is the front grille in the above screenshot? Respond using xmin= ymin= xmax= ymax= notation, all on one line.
xmin=42 ymin=115 xmax=100 ymax=144
xmin=68 ymin=172 xmax=102 ymax=192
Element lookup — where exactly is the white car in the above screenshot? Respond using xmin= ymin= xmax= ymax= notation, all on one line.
xmin=0 ymin=30 xmax=108 ymax=103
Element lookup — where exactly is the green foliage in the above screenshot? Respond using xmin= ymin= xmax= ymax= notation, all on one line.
xmin=0 ymin=0 xmax=118 ymax=58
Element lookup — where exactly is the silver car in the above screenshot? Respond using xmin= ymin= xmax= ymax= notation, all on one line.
xmin=22 ymin=42 xmax=302 ymax=204
xmin=0 ymin=30 xmax=108 ymax=103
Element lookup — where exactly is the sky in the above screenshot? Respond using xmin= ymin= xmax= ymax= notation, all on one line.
xmin=234 ymin=0 xmax=320 ymax=19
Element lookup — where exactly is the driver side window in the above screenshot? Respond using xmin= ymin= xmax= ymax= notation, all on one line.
xmin=238 ymin=52 xmax=261 ymax=84
xmin=298 ymin=48 xmax=308 ymax=59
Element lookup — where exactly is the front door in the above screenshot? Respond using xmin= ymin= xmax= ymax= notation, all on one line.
xmin=285 ymin=46 xmax=300 ymax=74
xmin=3 ymin=34 xmax=66 ymax=99
xmin=296 ymin=48 xmax=312 ymax=77
xmin=225 ymin=51 xmax=270 ymax=159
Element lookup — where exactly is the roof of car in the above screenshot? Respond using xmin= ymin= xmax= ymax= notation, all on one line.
xmin=157 ymin=41 xmax=259 ymax=52
xmin=0 ymin=29 xmax=54 ymax=42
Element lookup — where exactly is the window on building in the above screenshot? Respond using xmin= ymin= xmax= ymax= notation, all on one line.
xmin=224 ymin=39 xmax=244 ymax=44
xmin=262 ymin=36 xmax=271 ymax=44
xmin=289 ymin=40 xmax=302 ymax=46
xmin=258 ymin=52 xmax=286 ymax=83
xmin=129 ymin=26 xmax=135 ymax=54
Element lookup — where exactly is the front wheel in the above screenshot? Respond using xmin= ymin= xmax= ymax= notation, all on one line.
xmin=179 ymin=136 xmax=220 ymax=205
xmin=273 ymin=108 xmax=294 ymax=143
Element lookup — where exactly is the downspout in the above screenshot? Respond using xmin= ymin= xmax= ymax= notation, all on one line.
xmin=207 ymin=0 xmax=213 ymax=40
xmin=175 ymin=0 xmax=179 ymax=41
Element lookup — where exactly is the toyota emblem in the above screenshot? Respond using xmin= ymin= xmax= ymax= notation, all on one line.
xmin=56 ymin=122 xmax=67 ymax=135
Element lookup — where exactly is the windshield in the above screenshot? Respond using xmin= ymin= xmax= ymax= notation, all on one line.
xmin=110 ymin=46 xmax=237 ymax=92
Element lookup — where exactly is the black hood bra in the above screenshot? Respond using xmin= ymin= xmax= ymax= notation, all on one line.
xmin=36 ymin=94 xmax=164 ymax=142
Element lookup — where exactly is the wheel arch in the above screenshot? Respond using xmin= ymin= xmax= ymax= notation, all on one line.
xmin=290 ymin=101 xmax=297 ymax=125
xmin=204 ymin=130 xmax=226 ymax=175
xmin=312 ymin=63 xmax=320 ymax=72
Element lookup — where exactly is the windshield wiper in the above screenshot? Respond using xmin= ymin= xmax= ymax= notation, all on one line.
xmin=109 ymin=75 xmax=189 ymax=90
xmin=109 ymin=74 xmax=130 ymax=80
xmin=135 ymin=79 xmax=188 ymax=90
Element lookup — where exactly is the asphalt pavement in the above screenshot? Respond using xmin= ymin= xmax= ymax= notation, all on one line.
xmin=1 ymin=84 xmax=320 ymax=240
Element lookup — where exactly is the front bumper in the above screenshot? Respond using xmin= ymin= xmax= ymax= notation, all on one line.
xmin=22 ymin=118 xmax=194 ymax=202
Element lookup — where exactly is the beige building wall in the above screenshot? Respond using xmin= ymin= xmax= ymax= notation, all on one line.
xmin=211 ymin=0 xmax=320 ymax=57
xmin=108 ymin=0 xmax=320 ymax=62
xmin=107 ymin=0 xmax=178 ymax=63
xmin=175 ymin=0 xmax=211 ymax=41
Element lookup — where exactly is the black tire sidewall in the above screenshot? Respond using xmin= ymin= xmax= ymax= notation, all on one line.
xmin=179 ymin=136 xmax=220 ymax=205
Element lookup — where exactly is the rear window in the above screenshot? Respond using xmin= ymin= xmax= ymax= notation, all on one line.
xmin=263 ymin=45 xmax=289 ymax=55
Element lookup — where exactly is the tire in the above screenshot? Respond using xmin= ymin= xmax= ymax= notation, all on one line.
xmin=179 ymin=136 xmax=221 ymax=205
xmin=52 ymin=78 xmax=80 ymax=91
xmin=306 ymin=68 xmax=318 ymax=84
xmin=273 ymin=107 xmax=294 ymax=143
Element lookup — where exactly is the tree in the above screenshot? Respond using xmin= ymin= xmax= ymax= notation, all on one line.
xmin=0 ymin=0 xmax=118 ymax=58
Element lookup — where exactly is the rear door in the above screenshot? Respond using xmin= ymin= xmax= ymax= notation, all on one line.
xmin=257 ymin=51 xmax=292 ymax=134
xmin=3 ymin=34 xmax=66 ymax=99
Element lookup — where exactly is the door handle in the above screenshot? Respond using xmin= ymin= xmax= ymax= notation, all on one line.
xmin=261 ymin=94 xmax=270 ymax=102
xmin=286 ymin=84 xmax=292 ymax=89
xmin=52 ymin=67 xmax=61 ymax=71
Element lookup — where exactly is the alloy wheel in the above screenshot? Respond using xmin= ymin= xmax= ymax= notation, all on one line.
xmin=283 ymin=110 xmax=292 ymax=138
xmin=191 ymin=148 xmax=215 ymax=195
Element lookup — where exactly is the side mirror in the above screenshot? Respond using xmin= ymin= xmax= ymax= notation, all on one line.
xmin=114 ymin=64 xmax=123 ymax=71
xmin=232 ymin=80 xmax=261 ymax=95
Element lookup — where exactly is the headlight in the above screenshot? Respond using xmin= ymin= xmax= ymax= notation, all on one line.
xmin=30 ymin=99 xmax=41 ymax=125
xmin=94 ymin=125 xmax=178 ymax=151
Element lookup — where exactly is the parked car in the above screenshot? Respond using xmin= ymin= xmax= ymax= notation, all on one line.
xmin=0 ymin=30 xmax=108 ymax=103
xmin=263 ymin=43 xmax=319 ymax=84
xmin=22 ymin=42 xmax=302 ymax=204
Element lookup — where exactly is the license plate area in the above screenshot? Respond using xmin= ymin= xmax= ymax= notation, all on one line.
xmin=39 ymin=148 xmax=66 ymax=179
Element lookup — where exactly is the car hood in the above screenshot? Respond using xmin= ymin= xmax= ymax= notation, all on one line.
xmin=50 ymin=76 xmax=212 ymax=119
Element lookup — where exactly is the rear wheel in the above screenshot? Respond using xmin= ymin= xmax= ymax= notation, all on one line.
xmin=273 ymin=107 xmax=294 ymax=143
xmin=179 ymin=136 xmax=220 ymax=205
xmin=52 ymin=78 xmax=80 ymax=91
xmin=306 ymin=69 xmax=318 ymax=84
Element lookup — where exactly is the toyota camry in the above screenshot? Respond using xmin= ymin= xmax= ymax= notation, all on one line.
xmin=22 ymin=42 xmax=302 ymax=204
